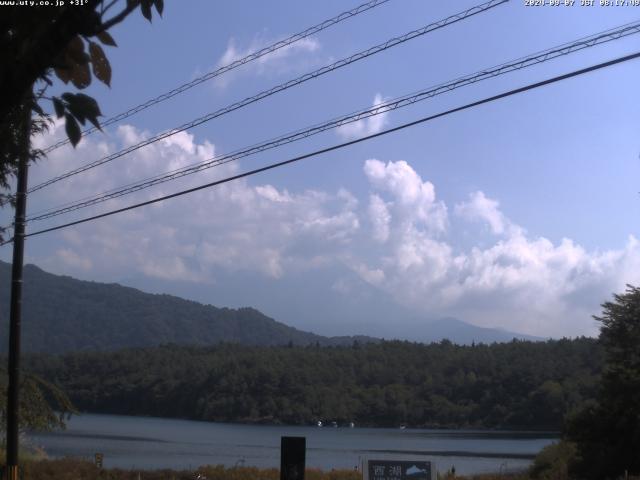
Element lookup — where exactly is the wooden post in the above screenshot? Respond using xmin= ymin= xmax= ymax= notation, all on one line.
xmin=280 ymin=436 xmax=305 ymax=480
xmin=4 ymin=99 xmax=31 ymax=480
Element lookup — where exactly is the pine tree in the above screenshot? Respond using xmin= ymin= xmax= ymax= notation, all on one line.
xmin=566 ymin=285 xmax=640 ymax=479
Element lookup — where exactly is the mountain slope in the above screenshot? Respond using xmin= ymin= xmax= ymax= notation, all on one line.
xmin=415 ymin=317 xmax=542 ymax=344
xmin=0 ymin=261 xmax=376 ymax=353
xmin=0 ymin=261 xmax=540 ymax=353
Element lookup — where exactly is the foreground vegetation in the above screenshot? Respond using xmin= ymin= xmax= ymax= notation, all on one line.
xmin=0 ymin=455 xmax=568 ymax=480
xmin=0 ymin=458 xmax=361 ymax=480
xmin=9 ymin=454 xmax=640 ymax=480
xmin=6 ymin=451 xmax=640 ymax=480
xmin=25 ymin=337 xmax=601 ymax=430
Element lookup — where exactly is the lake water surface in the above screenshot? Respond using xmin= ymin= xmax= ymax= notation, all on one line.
xmin=27 ymin=414 xmax=557 ymax=476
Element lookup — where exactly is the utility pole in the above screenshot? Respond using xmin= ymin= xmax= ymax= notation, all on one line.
xmin=5 ymin=102 xmax=31 ymax=480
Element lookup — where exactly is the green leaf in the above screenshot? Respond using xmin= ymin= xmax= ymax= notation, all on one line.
xmin=52 ymin=97 xmax=65 ymax=118
xmin=66 ymin=36 xmax=89 ymax=65
xmin=64 ymin=114 xmax=81 ymax=147
xmin=71 ymin=110 xmax=86 ymax=126
xmin=70 ymin=61 xmax=91 ymax=89
xmin=86 ymin=114 xmax=102 ymax=132
xmin=31 ymin=102 xmax=45 ymax=117
xmin=89 ymin=41 xmax=111 ymax=87
xmin=63 ymin=95 xmax=87 ymax=125
xmin=140 ymin=0 xmax=152 ymax=21
xmin=96 ymin=30 xmax=117 ymax=47
xmin=71 ymin=93 xmax=103 ymax=117
xmin=154 ymin=0 xmax=164 ymax=16
xmin=63 ymin=93 xmax=103 ymax=128
xmin=54 ymin=67 xmax=71 ymax=84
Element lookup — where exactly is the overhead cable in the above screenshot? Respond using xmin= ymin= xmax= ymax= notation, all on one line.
xmin=28 ymin=0 xmax=508 ymax=194
xmin=9 ymin=50 xmax=638 ymax=243
xmin=24 ymin=19 xmax=640 ymax=223
xmin=41 ymin=0 xmax=394 ymax=154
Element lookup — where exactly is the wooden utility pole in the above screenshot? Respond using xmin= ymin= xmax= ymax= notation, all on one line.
xmin=5 ymin=102 xmax=31 ymax=480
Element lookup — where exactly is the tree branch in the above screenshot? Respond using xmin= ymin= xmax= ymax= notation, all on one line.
xmin=101 ymin=0 xmax=121 ymax=17
xmin=98 ymin=0 xmax=140 ymax=33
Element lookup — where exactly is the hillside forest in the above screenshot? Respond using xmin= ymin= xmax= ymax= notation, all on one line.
xmin=26 ymin=338 xmax=600 ymax=430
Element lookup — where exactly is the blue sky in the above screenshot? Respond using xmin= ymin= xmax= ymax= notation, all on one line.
xmin=2 ymin=0 xmax=640 ymax=338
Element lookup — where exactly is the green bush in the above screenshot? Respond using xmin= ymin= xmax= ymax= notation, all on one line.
xmin=528 ymin=441 xmax=576 ymax=480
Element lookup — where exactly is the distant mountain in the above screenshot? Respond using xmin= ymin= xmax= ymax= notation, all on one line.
xmin=0 ymin=261 xmax=376 ymax=353
xmin=119 ymin=264 xmax=544 ymax=344
xmin=0 ymin=261 xmax=540 ymax=353
xmin=416 ymin=317 xmax=542 ymax=344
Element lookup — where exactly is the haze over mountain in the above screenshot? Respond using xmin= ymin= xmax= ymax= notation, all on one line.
xmin=119 ymin=263 xmax=544 ymax=344
xmin=0 ymin=261 xmax=539 ymax=353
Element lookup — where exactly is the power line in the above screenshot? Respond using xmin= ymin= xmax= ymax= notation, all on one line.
xmin=27 ymin=0 xmax=508 ymax=194
xmin=41 ymin=0 xmax=394 ymax=154
xmin=12 ymin=50 xmax=639 ymax=243
xmin=23 ymin=19 xmax=640 ymax=223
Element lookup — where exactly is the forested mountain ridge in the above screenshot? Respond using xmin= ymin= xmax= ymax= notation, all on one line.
xmin=0 ymin=261 xmax=376 ymax=352
xmin=26 ymin=338 xmax=601 ymax=430
xmin=0 ymin=261 xmax=538 ymax=352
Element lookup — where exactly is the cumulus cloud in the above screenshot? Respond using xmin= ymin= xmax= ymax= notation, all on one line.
xmin=23 ymin=121 xmax=359 ymax=285
xmin=455 ymin=191 xmax=512 ymax=235
xmin=336 ymin=94 xmax=390 ymax=140
xmin=352 ymin=160 xmax=640 ymax=336
xmin=14 ymin=126 xmax=640 ymax=338
xmin=364 ymin=159 xmax=448 ymax=235
xmin=368 ymin=194 xmax=391 ymax=243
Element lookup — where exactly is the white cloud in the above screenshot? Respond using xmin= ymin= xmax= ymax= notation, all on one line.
xmin=337 ymin=94 xmax=389 ymax=140
xmin=351 ymin=261 xmax=385 ymax=286
xmin=213 ymin=35 xmax=322 ymax=88
xmin=455 ymin=191 xmax=512 ymax=235
xmin=368 ymin=194 xmax=391 ymax=243
xmin=55 ymin=248 xmax=92 ymax=271
xmin=219 ymin=37 xmax=320 ymax=67
xmin=364 ymin=159 xmax=448 ymax=235
xmin=25 ymin=122 xmax=359 ymax=285
xmin=16 ymin=125 xmax=640 ymax=338
xmin=354 ymin=162 xmax=640 ymax=336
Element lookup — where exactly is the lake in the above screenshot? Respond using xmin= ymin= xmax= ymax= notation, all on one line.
xmin=26 ymin=414 xmax=557 ymax=476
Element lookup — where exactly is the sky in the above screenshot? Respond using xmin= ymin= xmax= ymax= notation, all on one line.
xmin=2 ymin=0 xmax=640 ymax=339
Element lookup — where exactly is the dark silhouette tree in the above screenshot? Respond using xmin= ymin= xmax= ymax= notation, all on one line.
xmin=0 ymin=0 xmax=164 ymax=215
xmin=566 ymin=285 xmax=640 ymax=479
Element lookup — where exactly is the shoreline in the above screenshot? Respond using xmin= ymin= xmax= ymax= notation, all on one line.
xmin=50 ymin=410 xmax=562 ymax=436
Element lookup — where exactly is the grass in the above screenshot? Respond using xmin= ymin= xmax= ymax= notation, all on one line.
xmin=5 ymin=449 xmax=639 ymax=480
xmin=7 ymin=458 xmax=363 ymax=480
xmin=0 ymin=458 xmax=530 ymax=480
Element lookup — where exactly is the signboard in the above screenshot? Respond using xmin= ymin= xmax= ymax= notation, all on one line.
xmin=365 ymin=459 xmax=433 ymax=480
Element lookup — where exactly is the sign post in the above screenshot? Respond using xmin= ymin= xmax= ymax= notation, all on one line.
xmin=280 ymin=436 xmax=305 ymax=480
xmin=364 ymin=459 xmax=434 ymax=480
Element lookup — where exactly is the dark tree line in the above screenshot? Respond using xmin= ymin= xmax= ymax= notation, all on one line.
xmin=564 ymin=286 xmax=640 ymax=479
xmin=25 ymin=337 xmax=601 ymax=430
